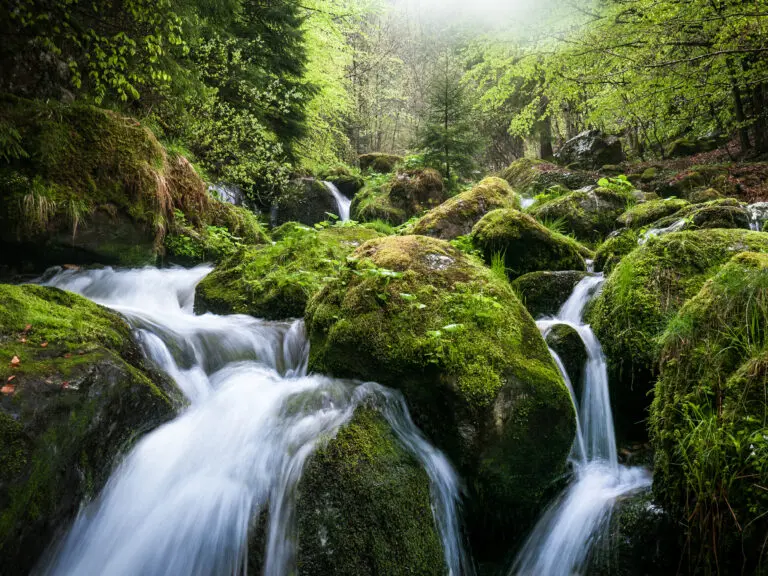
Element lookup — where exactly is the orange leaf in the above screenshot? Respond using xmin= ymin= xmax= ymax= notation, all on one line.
xmin=23 ymin=324 xmax=31 ymax=333
xmin=63 ymin=353 xmax=72 ymax=359
xmin=10 ymin=355 xmax=20 ymax=367
xmin=1 ymin=384 xmax=15 ymax=395
xmin=40 ymin=342 xmax=48 ymax=348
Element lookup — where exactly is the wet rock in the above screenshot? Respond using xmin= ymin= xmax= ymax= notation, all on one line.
xmin=351 ymin=169 xmax=447 ymax=225
xmin=545 ymin=323 xmax=587 ymax=401
xmin=272 ymin=178 xmax=338 ymax=227
xmin=511 ymin=271 xmax=589 ymax=318
xmin=554 ymin=130 xmax=625 ymax=170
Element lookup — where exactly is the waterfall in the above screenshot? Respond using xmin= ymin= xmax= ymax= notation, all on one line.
xmin=510 ymin=275 xmax=651 ymax=576
xmin=323 ymin=181 xmax=352 ymax=221
xmin=39 ymin=266 xmax=469 ymax=576
xmin=520 ymin=197 xmax=535 ymax=210
xmin=747 ymin=202 xmax=768 ymax=232
xmin=638 ymin=218 xmax=687 ymax=244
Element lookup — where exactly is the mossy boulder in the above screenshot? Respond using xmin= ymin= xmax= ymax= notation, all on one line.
xmin=305 ymin=235 xmax=576 ymax=560
xmin=351 ymin=169 xmax=447 ymax=225
xmin=500 ymin=158 xmax=595 ymax=196
xmin=616 ymin=198 xmax=690 ymax=229
xmin=195 ymin=224 xmax=382 ymax=320
xmin=544 ymin=323 xmax=587 ymax=401
xmin=410 ymin=177 xmax=520 ymax=240
xmin=528 ymin=187 xmax=631 ymax=241
xmin=665 ymin=135 xmax=720 ymax=158
xmin=296 ymin=407 xmax=445 ymax=575
xmin=554 ymin=130 xmax=625 ymax=170
xmin=656 ymin=165 xmax=736 ymax=199
xmin=594 ymin=228 xmax=640 ymax=274
xmin=673 ymin=197 xmax=750 ymax=230
xmin=511 ymin=271 xmax=589 ymax=318
xmin=589 ymin=230 xmax=768 ymax=441
xmin=318 ymin=165 xmax=365 ymax=198
xmin=273 ymin=178 xmax=338 ymax=226
xmin=0 ymin=284 xmax=177 ymax=574
xmin=358 ymin=153 xmax=402 ymax=174
xmin=650 ymin=252 xmax=768 ymax=571
xmin=688 ymin=187 xmax=722 ymax=203
xmin=471 ymin=209 xmax=588 ymax=280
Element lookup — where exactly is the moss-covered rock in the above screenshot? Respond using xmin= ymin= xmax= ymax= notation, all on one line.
xmin=500 ymin=158 xmax=596 ymax=196
xmin=688 ymin=187 xmax=722 ymax=204
xmin=616 ymin=198 xmax=690 ymax=229
xmin=0 ymin=284 xmax=176 ymax=574
xmin=195 ymin=224 xmax=382 ymax=320
xmin=511 ymin=271 xmax=589 ymax=318
xmin=544 ymin=323 xmax=587 ymax=401
xmin=305 ymin=235 xmax=576 ymax=560
xmin=528 ymin=187 xmax=631 ymax=241
xmin=318 ymin=165 xmax=365 ymax=198
xmin=656 ymin=165 xmax=736 ymax=199
xmin=273 ymin=178 xmax=338 ymax=226
xmin=650 ymin=252 xmax=768 ymax=572
xmin=471 ymin=209 xmax=588 ymax=280
xmin=410 ymin=177 xmax=520 ymax=240
xmin=589 ymin=230 xmax=768 ymax=441
xmin=554 ymin=130 xmax=625 ymax=169
xmin=673 ymin=197 xmax=750 ymax=230
xmin=351 ymin=169 xmax=447 ymax=225
xmin=296 ymin=407 xmax=445 ymax=575
xmin=594 ymin=229 xmax=640 ymax=274
xmin=358 ymin=153 xmax=402 ymax=174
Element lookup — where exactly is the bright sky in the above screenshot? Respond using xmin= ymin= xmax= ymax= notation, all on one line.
xmin=398 ymin=0 xmax=557 ymax=25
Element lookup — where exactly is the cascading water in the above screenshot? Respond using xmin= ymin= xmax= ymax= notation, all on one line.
xmin=638 ymin=218 xmax=687 ymax=244
xmin=510 ymin=275 xmax=651 ymax=576
xmin=39 ymin=266 xmax=469 ymax=576
xmin=323 ymin=181 xmax=352 ymax=221
xmin=520 ymin=197 xmax=536 ymax=210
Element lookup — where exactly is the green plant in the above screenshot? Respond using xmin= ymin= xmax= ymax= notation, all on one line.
xmin=490 ymin=251 xmax=508 ymax=283
xmin=597 ymin=175 xmax=634 ymax=194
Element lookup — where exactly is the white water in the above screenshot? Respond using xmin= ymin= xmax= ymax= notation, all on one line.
xmin=638 ymin=218 xmax=687 ymax=244
xmin=511 ymin=275 xmax=651 ymax=576
xmin=323 ymin=181 xmax=352 ymax=221
xmin=39 ymin=266 xmax=469 ymax=576
xmin=748 ymin=202 xmax=768 ymax=232
xmin=520 ymin=197 xmax=536 ymax=210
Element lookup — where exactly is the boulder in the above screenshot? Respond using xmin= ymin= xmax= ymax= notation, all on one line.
xmin=616 ymin=198 xmax=690 ymax=229
xmin=272 ymin=178 xmax=338 ymax=227
xmin=0 ymin=284 xmax=177 ymax=574
xmin=351 ymin=169 xmax=447 ymax=225
xmin=305 ymin=235 xmax=576 ymax=560
xmin=500 ymin=158 xmax=596 ymax=196
xmin=358 ymin=153 xmax=402 ymax=174
xmin=195 ymin=224 xmax=382 ymax=320
xmin=588 ymin=229 xmax=768 ymax=441
xmin=410 ymin=177 xmax=520 ymax=240
xmin=511 ymin=271 xmax=589 ymax=318
xmin=528 ymin=187 xmax=631 ymax=241
xmin=651 ymin=252 xmax=768 ymax=572
xmin=554 ymin=130 xmax=625 ymax=170
xmin=296 ymin=407 xmax=445 ymax=575
xmin=471 ymin=209 xmax=588 ymax=280
xmin=665 ymin=135 xmax=720 ymax=158
xmin=594 ymin=228 xmax=639 ymax=274
xmin=656 ymin=166 xmax=736 ymax=199
xmin=748 ymin=202 xmax=768 ymax=231
xmin=318 ymin=166 xmax=365 ymax=198
xmin=544 ymin=323 xmax=588 ymax=402
xmin=646 ymin=198 xmax=750 ymax=234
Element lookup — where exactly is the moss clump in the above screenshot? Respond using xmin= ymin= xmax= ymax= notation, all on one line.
xmin=528 ymin=187 xmax=631 ymax=241
xmin=617 ymin=198 xmax=690 ymax=229
xmin=358 ymin=153 xmax=402 ymax=174
xmin=650 ymin=252 xmax=768 ymax=571
xmin=296 ymin=407 xmax=444 ymax=575
xmin=0 ymin=284 xmax=176 ymax=574
xmin=589 ymin=229 xmax=768 ymax=441
xmin=670 ymin=197 xmax=749 ymax=230
xmin=318 ymin=165 xmax=365 ymax=198
xmin=471 ymin=209 xmax=588 ymax=280
xmin=511 ymin=271 xmax=589 ymax=318
xmin=195 ymin=224 xmax=382 ymax=319
xmin=594 ymin=228 xmax=640 ymax=274
xmin=351 ymin=169 xmax=447 ymax=225
xmin=500 ymin=158 xmax=595 ymax=196
xmin=305 ymin=235 xmax=575 ymax=560
xmin=688 ymin=187 xmax=722 ymax=204
xmin=410 ymin=177 xmax=520 ymax=240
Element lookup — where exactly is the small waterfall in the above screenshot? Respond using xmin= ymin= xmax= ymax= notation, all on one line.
xmin=510 ymin=275 xmax=651 ymax=576
xmin=638 ymin=218 xmax=687 ymax=244
xmin=747 ymin=202 xmax=768 ymax=232
xmin=39 ymin=266 xmax=469 ymax=576
xmin=323 ymin=180 xmax=352 ymax=221
xmin=209 ymin=183 xmax=244 ymax=206
xmin=520 ymin=197 xmax=535 ymax=210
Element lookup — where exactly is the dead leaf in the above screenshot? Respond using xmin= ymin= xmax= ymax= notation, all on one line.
xmin=1 ymin=384 xmax=15 ymax=395
xmin=40 ymin=342 xmax=48 ymax=348
xmin=63 ymin=353 xmax=72 ymax=359
xmin=23 ymin=324 xmax=31 ymax=333
xmin=10 ymin=355 xmax=20 ymax=367
xmin=19 ymin=337 xmax=26 ymax=344
xmin=7 ymin=375 xmax=15 ymax=382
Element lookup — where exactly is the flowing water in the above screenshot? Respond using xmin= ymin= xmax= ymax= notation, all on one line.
xmin=748 ymin=202 xmax=768 ymax=232
xmin=323 ymin=181 xmax=352 ymax=221
xmin=39 ymin=266 xmax=469 ymax=576
xmin=520 ymin=197 xmax=536 ymax=210
xmin=638 ymin=218 xmax=687 ymax=244
xmin=510 ymin=275 xmax=651 ymax=576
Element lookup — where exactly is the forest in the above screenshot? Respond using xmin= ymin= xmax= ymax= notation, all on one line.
xmin=1 ymin=0 xmax=768 ymax=575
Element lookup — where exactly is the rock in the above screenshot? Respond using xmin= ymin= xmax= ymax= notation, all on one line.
xmin=296 ymin=407 xmax=445 ymax=575
xmin=544 ymin=323 xmax=587 ymax=402
xmin=500 ymin=158 xmax=596 ymax=196
xmin=273 ymin=178 xmax=338 ymax=226
xmin=594 ymin=228 xmax=639 ymax=274
xmin=528 ymin=187 xmax=631 ymax=241
xmin=0 ymin=284 xmax=177 ymax=574
xmin=318 ymin=166 xmax=365 ymax=198
xmin=600 ymin=164 xmax=623 ymax=175
xmin=617 ymin=198 xmax=690 ymax=229
xmin=656 ymin=166 xmax=736 ymax=199
xmin=748 ymin=202 xmax=768 ymax=231
xmin=358 ymin=153 xmax=402 ymax=174
xmin=195 ymin=224 xmax=382 ymax=320
xmin=665 ymin=135 xmax=720 ymax=158
xmin=471 ymin=209 xmax=588 ymax=280
xmin=588 ymin=229 xmax=768 ymax=441
xmin=688 ymin=187 xmax=722 ymax=203
xmin=640 ymin=167 xmax=658 ymax=182
xmin=305 ymin=235 xmax=576 ymax=560
xmin=554 ymin=130 xmax=625 ymax=170
xmin=649 ymin=198 xmax=750 ymax=232
xmin=410 ymin=177 xmax=520 ymax=240
xmin=651 ymin=252 xmax=768 ymax=571
xmin=511 ymin=271 xmax=589 ymax=318
xmin=351 ymin=169 xmax=447 ymax=225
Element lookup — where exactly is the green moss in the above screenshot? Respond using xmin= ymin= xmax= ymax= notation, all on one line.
xmin=358 ymin=153 xmax=403 ymax=174
xmin=511 ymin=271 xmax=589 ymax=318
xmin=688 ymin=187 xmax=722 ymax=203
xmin=305 ymin=234 xmax=575 ymax=560
xmin=410 ymin=177 xmax=520 ymax=240
xmin=617 ymin=198 xmax=690 ymax=229
xmin=195 ymin=224 xmax=382 ymax=319
xmin=296 ymin=408 xmax=444 ymax=575
xmin=668 ymin=197 xmax=749 ymax=230
xmin=650 ymin=252 xmax=768 ymax=571
xmin=589 ymin=229 xmax=768 ymax=441
xmin=471 ymin=209 xmax=588 ymax=280
xmin=500 ymin=158 xmax=595 ymax=196
xmin=594 ymin=229 xmax=640 ymax=274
